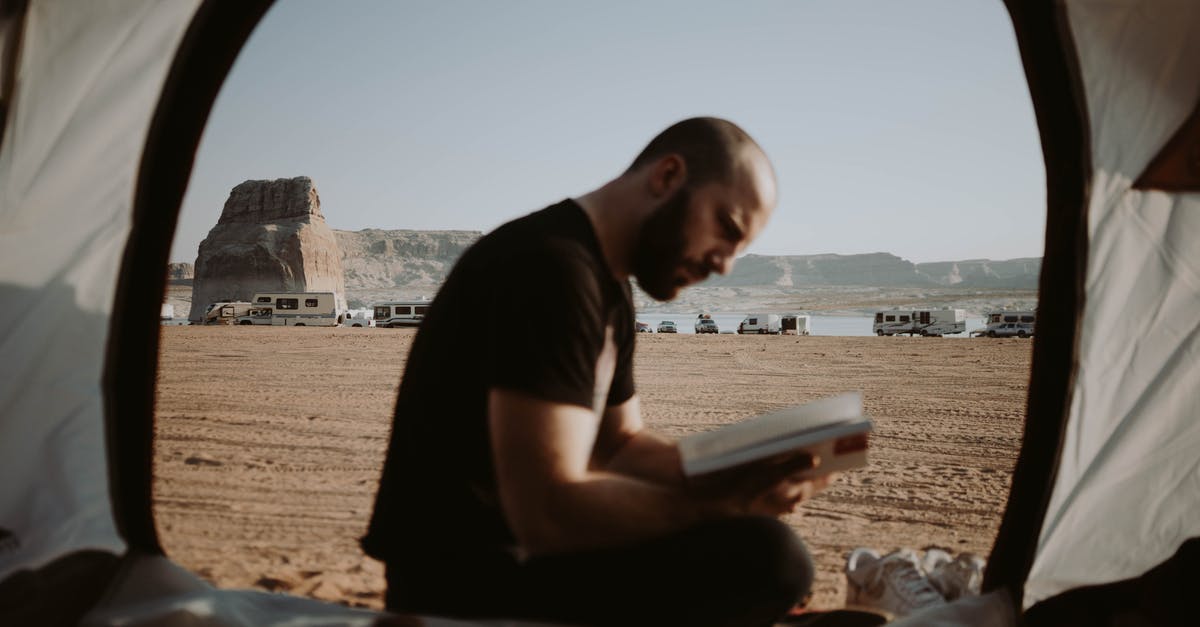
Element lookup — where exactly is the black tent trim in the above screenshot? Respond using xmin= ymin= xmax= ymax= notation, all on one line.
xmin=103 ymin=0 xmax=274 ymax=554
xmin=99 ymin=0 xmax=1094 ymax=613
xmin=983 ymin=0 xmax=1091 ymax=609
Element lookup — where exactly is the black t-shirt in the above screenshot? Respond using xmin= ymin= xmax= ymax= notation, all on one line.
xmin=361 ymin=199 xmax=636 ymax=563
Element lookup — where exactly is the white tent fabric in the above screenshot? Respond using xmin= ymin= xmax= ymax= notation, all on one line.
xmin=1024 ymin=0 xmax=1200 ymax=606
xmin=0 ymin=0 xmax=202 ymax=581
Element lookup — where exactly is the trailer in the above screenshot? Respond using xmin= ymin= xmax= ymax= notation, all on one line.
xmin=873 ymin=310 xmax=915 ymax=336
xmin=780 ymin=314 xmax=811 ymax=336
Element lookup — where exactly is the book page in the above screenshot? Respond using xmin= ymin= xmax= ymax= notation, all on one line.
xmin=679 ymin=391 xmax=863 ymax=463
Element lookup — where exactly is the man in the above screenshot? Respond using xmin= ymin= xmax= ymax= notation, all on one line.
xmin=363 ymin=117 xmax=835 ymax=626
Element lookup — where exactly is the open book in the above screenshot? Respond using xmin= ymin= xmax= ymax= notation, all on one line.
xmin=679 ymin=391 xmax=872 ymax=480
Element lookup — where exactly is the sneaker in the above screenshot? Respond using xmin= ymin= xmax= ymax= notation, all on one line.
xmin=923 ymin=549 xmax=986 ymax=601
xmin=845 ymin=547 xmax=946 ymax=618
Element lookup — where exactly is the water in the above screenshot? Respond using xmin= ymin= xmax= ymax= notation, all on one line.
xmin=637 ymin=313 xmax=988 ymax=337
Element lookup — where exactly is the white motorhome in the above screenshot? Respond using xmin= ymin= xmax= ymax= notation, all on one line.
xmin=250 ymin=292 xmax=341 ymax=326
xmin=374 ymin=300 xmax=430 ymax=328
xmin=738 ymin=313 xmax=781 ymax=334
xmin=780 ymin=314 xmax=811 ymax=336
xmin=203 ymin=301 xmax=253 ymax=325
xmin=873 ymin=310 xmax=915 ymax=336
xmin=980 ymin=309 xmax=1037 ymax=338
xmin=912 ymin=308 xmax=967 ymax=336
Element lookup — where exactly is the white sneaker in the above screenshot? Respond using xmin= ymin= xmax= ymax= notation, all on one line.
xmin=922 ymin=548 xmax=986 ymax=601
xmin=845 ymin=547 xmax=946 ymax=618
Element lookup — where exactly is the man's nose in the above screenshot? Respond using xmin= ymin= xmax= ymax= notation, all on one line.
xmin=706 ymin=251 xmax=735 ymax=276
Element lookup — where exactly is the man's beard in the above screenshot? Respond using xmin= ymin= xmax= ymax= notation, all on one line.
xmin=632 ymin=187 xmax=691 ymax=301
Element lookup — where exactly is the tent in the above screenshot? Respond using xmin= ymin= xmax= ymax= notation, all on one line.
xmin=0 ymin=0 xmax=1195 ymax=624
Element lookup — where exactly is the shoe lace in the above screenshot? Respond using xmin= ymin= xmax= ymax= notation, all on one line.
xmin=880 ymin=557 xmax=944 ymax=609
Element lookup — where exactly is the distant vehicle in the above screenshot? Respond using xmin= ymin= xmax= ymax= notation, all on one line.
xmin=204 ymin=301 xmax=253 ymax=325
xmin=236 ymin=306 xmax=274 ymax=325
xmin=912 ymin=308 xmax=967 ymax=336
xmin=160 ymin=304 xmax=175 ymax=321
xmin=695 ymin=318 xmax=719 ymax=334
xmin=780 ymin=314 xmax=811 ymax=336
xmin=250 ymin=292 xmax=340 ymax=326
xmin=635 ymin=321 xmax=652 ymax=333
xmin=979 ymin=310 xmax=1036 ymax=337
xmin=873 ymin=309 xmax=914 ymax=336
xmin=343 ymin=311 xmax=374 ymax=328
xmin=374 ymin=300 xmax=430 ymax=328
xmin=657 ymin=320 xmax=677 ymax=333
xmin=738 ymin=313 xmax=781 ymax=334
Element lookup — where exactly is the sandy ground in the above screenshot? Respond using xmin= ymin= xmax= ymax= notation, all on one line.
xmin=154 ymin=326 xmax=1031 ymax=614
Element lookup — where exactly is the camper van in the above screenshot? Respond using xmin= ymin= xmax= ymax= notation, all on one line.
xmin=249 ymin=292 xmax=340 ymax=326
xmin=780 ymin=314 xmax=811 ymax=336
xmin=981 ymin=309 xmax=1037 ymax=338
xmin=738 ymin=313 xmax=781 ymax=334
xmin=203 ymin=301 xmax=253 ymax=325
xmin=912 ymin=308 xmax=967 ymax=336
xmin=873 ymin=310 xmax=915 ymax=336
xmin=373 ymin=300 xmax=431 ymax=328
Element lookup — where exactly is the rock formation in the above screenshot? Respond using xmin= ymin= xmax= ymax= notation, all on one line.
xmin=187 ymin=177 xmax=347 ymax=321
xmin=699 ymin=253 xmax=1040 ymax=289
xmin=166 ymin=262 xmax=193 ymax=280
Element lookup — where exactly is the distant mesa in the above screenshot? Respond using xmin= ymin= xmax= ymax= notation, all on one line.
xmin=699 ymin=253 xmax=1040 ymax=289
xmin=187 ymin=177 xmax=347 ymax=321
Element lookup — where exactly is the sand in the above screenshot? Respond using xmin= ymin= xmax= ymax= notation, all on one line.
xmin=154 ymin=326 xmax=1031 ymax=612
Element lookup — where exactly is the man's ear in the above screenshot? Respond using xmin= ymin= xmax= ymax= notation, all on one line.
xmin=647 ymin=154 xmax=686 ymax=198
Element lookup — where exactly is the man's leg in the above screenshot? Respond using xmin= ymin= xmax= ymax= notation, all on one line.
xmin=517 ymin=516 xmax=813 ymax=626
xmin=385 ymin=516 xmax=812 ymax=626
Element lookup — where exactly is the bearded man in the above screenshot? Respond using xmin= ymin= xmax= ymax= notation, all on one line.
xmin=362 ymin=117 xmax=835 ymax=627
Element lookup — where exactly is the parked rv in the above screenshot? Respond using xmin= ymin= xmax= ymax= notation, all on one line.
xmin=250 ymin=292 xmax=341 ymax=326
xmin=980 ymin=310 xmax=1036 ymax=337
xmin=203 ymin=301 xmax=253 ymax=325
xmin=738 ymin=313 xmax=781 ymax=334
xmin=874 ymin=308 xmax=967 ymax=336
xmin=373 ymin=300 xmax=430 ymax=328
xmin=912 ymin=308 xmax=967 ymax=336
xmin=873 ymin=310 xmax=914 ymax=336
xmin=780 ymin=314 xmax=811 ymax=336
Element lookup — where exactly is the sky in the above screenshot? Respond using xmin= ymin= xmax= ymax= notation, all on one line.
xmin=172 ymin=0 xmax=1045 ymax=265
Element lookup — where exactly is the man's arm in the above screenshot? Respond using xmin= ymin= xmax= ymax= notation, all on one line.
xmin=590 ymin=395 xmax=685 ymax=486
xmin=489 ymin=388 xmax=731 ymax=556
xmin=489 ymin=390 xmax=834 ymax=556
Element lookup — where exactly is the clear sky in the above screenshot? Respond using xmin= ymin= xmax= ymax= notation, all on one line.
xmin=172 ymin=0 xmax=1045 ymax=265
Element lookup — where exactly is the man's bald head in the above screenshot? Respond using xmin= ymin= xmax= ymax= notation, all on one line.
xmin=625 ymin=117 xmax=771 ymax=190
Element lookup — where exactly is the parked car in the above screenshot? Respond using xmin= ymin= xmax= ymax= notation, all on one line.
xmin=695 ymin=318 xmax=719 ymax=334
xmin=635 ymin=321 xmax=652 ymax=333
xmin=657 ymin=320 xmax=677 ymax=333
xmin=986 ymin=322 xmax=1035 ymax=338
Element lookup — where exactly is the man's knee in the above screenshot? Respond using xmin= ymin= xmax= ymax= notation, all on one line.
xmin=724 ymin=516 xmax=814 ymax=599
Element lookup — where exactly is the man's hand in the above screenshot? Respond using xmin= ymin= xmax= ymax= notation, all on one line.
xmin=686 ymin=451 xmax=839 ymax=517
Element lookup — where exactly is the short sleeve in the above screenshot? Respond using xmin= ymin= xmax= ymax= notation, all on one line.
xmin=484 ymin=242 xmax=606 ymax=409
